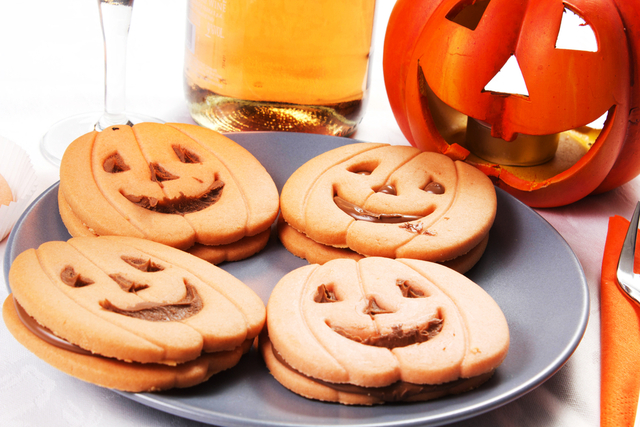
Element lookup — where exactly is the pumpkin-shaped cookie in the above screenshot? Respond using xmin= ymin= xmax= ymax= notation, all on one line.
xmin=59 ymin=122 xmax=279 ymax=261
xmin=261 ymin=257 xmax=509 ymax=405
xmin=280 ymin=142 xmax=496 ymax=264
xmin=3 ymin=236 xmax=265 ymax=391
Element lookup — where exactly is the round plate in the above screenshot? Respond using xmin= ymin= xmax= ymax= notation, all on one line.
xmin=3 ymin=132 xmax=589 ymax=427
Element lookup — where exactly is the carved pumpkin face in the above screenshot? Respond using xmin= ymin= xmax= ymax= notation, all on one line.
xmin=264 ymin=257 xmax=510 ymax=401
xmin=59 ymin=122 xmax=279 ymax=249
xmin=8 ymin=236 xmax=266 ymax=365
xmin=384 ymin=0 xmax=640 ymax=207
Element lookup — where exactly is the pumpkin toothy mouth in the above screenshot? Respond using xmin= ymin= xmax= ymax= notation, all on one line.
xmin=418 ymin=66 xmax=614 ymax=182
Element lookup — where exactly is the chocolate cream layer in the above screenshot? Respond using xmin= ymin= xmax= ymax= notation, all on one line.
xmin=270 ymin=343 xmax=494 ymax=402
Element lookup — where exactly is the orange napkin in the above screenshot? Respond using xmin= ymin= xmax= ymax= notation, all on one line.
xmin=601 ymin=215 xmax=640 ymax=427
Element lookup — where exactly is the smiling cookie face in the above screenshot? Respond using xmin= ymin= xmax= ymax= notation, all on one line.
xmin=6 ymin=236 xmax=266 ymax=366
xmin=280 ymin=142 xmax=496 ymax=263
xmin=261 ymin=257 xmax=509 ymax=405
xmin=59 ymin=123 xmax=279 ymax=253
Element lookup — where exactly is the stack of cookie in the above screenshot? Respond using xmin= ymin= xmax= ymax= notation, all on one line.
xmin=3 ymin=236 xmax=266 ymax=392
xmin=278 ymin=143 xmax=497 ymax=273
xmin=2 ymin=125 xmax=509 ymax=403
xmin=261 ymin=257 xmax=510 ymax=405
xmin=58 ymin=122 xmax=280 ymax=264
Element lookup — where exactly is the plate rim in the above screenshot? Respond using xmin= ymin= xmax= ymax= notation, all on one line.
xmin=2 ymin=131 xmax=589 ymax=427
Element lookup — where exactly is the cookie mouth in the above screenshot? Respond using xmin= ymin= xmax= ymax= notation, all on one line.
xmin=122 ymin=179 xmax=225 ymax=215
xmin=325 ymin=294 xmax=444 ymax=349
xmin=333 ymin=180 xmax=445 ymax=224
xmin=334 ymin=196 xmax=424 ymax=224
xmin=100 ymin=281 xmax=204 ymax=321
xmin=329 ymin=317 xmax=444 ymax=349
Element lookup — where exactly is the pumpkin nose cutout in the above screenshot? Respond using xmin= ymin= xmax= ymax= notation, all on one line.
xmin=484 ymin=55 xmax=529 ymax=97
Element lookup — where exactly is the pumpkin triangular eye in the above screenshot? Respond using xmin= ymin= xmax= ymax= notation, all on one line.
xmin=555 ymin=6 xmax=597 ymax=52
xmin=484 ymin=54 xmax=529 ymax=97
xmin=446 ymin=0 xmax=491 ymax=31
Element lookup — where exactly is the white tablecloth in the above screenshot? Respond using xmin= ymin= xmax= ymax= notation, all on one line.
xmin=1 ymin=1 xmax=635 ymax=426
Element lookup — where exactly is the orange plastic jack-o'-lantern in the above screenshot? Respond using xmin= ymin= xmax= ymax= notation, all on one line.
xmin=384 ymin=0 xmax=640 ymax=207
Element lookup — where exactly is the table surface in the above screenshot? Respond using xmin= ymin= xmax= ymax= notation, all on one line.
xmin=0 ymin=1 xmax=635 ymax=426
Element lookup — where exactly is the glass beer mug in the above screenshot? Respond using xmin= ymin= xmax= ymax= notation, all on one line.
xmin=184 ymin=0 xmax=376 ymax=136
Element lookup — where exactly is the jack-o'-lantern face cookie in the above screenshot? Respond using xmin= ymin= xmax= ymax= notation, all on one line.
xmin=58 ymin=122 xmax=279 ymax=261
xmin=280 ymin=143 xmax=496 ymax=264
xmin=3 ymin=236 xmax=265 ymax=392
xmin=261 ymin=257 xmax=509 ymax=405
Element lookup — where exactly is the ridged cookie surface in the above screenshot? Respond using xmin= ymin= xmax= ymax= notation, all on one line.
xmin=59 ymin=122 xmax=279 ymax=251
xmin=280 ymin=143 xmax=496 ymax=262
xmin=261 ymin=257 xmax=509 ymax=405
xmin=7 ymin=236 xmax=266 ymax=366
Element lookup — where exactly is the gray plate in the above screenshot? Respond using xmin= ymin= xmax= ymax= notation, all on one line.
xmin=4 ymin=132 xmax=589 ymax=427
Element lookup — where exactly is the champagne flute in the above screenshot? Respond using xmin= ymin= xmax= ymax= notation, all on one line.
xmin=40 ymin=0 xmax=161 ymax=166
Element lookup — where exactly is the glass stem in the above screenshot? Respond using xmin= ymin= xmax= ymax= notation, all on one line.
xmin=95 ymin=0 xmax=135 ymax=131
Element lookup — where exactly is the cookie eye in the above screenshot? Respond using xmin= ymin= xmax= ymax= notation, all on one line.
xmin=173 ymin=145 xmax=201 ymax=164
xmin=60 ymin=266 xmax=94 ymax=287
xmin=103 ymin=152 xmax=130 ymax=173
xmin=446 ymin=0 xmax=490 ymax=31
xmin=348 ymin=161 xmax=380 ymax=176
xmin=121 ymin=256 xmax=165 ymax=272
xmin=424 ymin=182 xmax=445 ymax=194
xmin=314 ymin=284 xmax=339 ymax=303
xmin=396 ymin=279 xmax=428 ymax=298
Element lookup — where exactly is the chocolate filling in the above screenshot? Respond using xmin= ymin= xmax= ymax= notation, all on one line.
xmin=99 ymin=281 xmax=203 ymax=321
xmin=13 ymin=298 xmax=91 ymax=355
xmin=271 ymin=345 xmax=494 ymax=402
xmin=314 ymin=284 xmax=339 ymax=303
xmin=330 ymin=317 xmax=443 ymax=349
xmin=397 ymin=279 xmax=426 ymax=298
xmin=377 ymin=184 xmax=397 ymax=195
xmin=334 ymin=196 xmax=423 ymax=223
xmin=109 ymin=274 xmax=150 ymax=293
xmin=326 ymin=291 xmax=444 ymax=348
xmin=424 ymin=182 xmax=445 ymax=194
xmin=362 ymin=296 xmax=394 ymax=317
xmin=399 ymin=222 xmax=437 ymax=235
xmin=123 ymin=179 xmax=225 ymax=214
